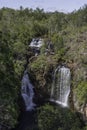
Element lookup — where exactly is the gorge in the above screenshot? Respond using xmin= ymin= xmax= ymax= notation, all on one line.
xmin=0 ymin=6 xmax=87 ymax=130
xmin=21 ymin=66 xmax=71 ymax=111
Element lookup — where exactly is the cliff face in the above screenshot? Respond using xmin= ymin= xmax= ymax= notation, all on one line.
xmin=28 ymin=26 xmax=87 ymax=121
xmin=63 ymin=26 xmax=87 ymax=120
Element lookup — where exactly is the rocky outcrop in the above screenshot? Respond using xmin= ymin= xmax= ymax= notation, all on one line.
xmin=27 ymin=31 xmax=87 ymax=123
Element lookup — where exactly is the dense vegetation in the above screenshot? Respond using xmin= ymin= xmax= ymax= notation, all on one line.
xmin=0 ymin=4 xmax=87 ymax=129
xmin=38 ymin=104 xmax=85 ymax=130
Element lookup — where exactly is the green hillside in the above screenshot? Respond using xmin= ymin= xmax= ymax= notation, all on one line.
xmin=0 ymin=5 xmax=87 ymax=130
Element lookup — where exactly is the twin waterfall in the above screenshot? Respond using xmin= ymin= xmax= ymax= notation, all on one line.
xmin=21 ymin=71 xmax=36 ymax=111
xmin=50 ymin=66 xmax=71 ymax=107
xmin=21 ymin=66 xmax=71 ymax=111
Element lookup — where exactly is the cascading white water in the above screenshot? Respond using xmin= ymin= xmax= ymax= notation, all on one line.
xmin=29 ymin=38 xmax=43 ymax=48
xmin=50 ymin=66 xmax=71 ymax=107
xmin=21 ymin=70 xmax=36 ymax=111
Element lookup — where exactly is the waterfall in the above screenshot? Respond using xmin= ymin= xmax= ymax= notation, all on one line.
xmin=21 ymin=70 xmax=36 ymax=111
xmin=50 ymin=66 xmax=71 ymax=107
xmin=29 ymin=38 xmax=43 ymax=48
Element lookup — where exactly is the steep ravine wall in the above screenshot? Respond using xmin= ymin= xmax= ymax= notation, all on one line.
xmin=24 ymin=36 xmax=87 ymax=123
xmin=28 ymin=58 xmax=87 ymax=122
xmin=68 ymin=62 xmax=87 ymax=122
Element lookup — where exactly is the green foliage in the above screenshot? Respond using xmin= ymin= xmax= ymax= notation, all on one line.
xmin=48 ymin=12 xmax=65 ymax=35
xmin=76 ymin=81 xmax=87 ymax=105
xmin=31 ymin=21 xmax=48 ymax=37
xmin=0 ymin=30 xmax=20 ymax=127
xmin=0 ymin=5 xmax=87 ymax=129
xmin=38 ymin=104 xmax=84 ymax=130
xmin=40 ymin=44 xmax=47 ymax=54
xmin=30 ymin=55 xmax=47 ymax=71
xmin=51 ymin=34 xmax=64 ymax=53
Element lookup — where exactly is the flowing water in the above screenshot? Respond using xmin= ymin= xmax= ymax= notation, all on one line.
xmin=50 ymin=66 xmax=71 ymax=107
xmin=21 ymin=70 xmax=36 ymax=111
xmin=29 ymin=38 xmax=43 ymax=48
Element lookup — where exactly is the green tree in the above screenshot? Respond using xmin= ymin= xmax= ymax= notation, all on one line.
xmin=0 ymin=30 xmax=19 ymax=127
xmin=76 ymin=81 xmax=87 ymax=105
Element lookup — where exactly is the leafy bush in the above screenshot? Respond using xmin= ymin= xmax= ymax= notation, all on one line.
xmin=30 ymin=55 xmax=47 ymax=71
xmin=76 ymin=81 xmax=87 ymax=105
xmin=0 ymin=30 xmax=20 ymax=127
xmin=51 ymin=34 xmax=64 ymax=53
xmin=38 ymin=104 xmax=84 ymax=130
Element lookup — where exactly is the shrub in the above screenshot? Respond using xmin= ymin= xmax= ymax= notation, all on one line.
xmin=76 ymin=81 xmax=87 ymax=105
xmin=38 ymin=104 xmax=84 ymax=130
